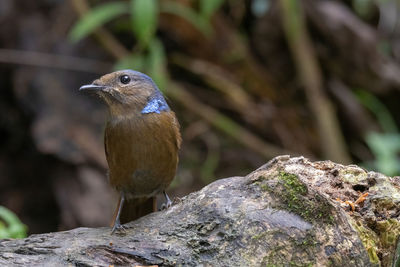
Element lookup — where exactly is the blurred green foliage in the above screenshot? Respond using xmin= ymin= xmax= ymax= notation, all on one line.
xmin=200 ymin=0 xmax=225 ymax=20
xmin=0 ymin=206 xmax=27 ymax=239
xmin=69 ymin=2 xmax=128 ymax=42
xmin=69 ymin=0 xmax=228 ymax=184
xmin=69 ymin=0 xmax=225 ymax=89
xmin=357 ymin=90 xmax=400 ymax=176
xmin=131 ymin=0 xmax=158 ymax=48
xmin=69 ymin=0 xmax=400 ymax=178
xmin=365 ymin=133 xmax=400 ymax=176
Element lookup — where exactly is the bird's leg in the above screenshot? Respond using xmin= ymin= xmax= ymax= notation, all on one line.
xmin=160 ymin=190 xmax=172 ymax=210
xmin=111 ymin=192 xmax=126 ymax=234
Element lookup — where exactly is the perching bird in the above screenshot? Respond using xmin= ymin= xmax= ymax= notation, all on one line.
xmin=79 ymin=70 xmax=181 ymax=233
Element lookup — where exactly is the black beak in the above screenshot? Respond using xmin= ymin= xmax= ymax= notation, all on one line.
xmin=79 ymin=84 xmax=107 ymax=92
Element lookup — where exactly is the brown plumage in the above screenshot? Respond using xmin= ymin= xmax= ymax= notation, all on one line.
xmin=79 ymin=70 xmax=181 ymax=233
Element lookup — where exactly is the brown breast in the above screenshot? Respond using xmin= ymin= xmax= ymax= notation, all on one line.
xmin=104 ymin=111 xmax=181 ymax=198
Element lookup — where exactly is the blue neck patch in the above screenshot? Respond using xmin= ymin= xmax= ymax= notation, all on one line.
xmin=141 ymin=92 xmax=170 ymax=114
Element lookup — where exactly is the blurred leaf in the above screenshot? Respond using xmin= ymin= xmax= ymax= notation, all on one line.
xmin=161 ymin=1 xmax=211 ymax=35
xmin=114 ymin=54 xmax=145 ymax=71
xmin=365 ymin=132 xmax=400 ymax=176
xmin=356 ymin=90 xmax=398 ymax=133
xmin=69 ymin=1 xmax=128 ymax=42
xmin=215 ymin=113 xmax=240 ymax=134
xmin=200 ymin=0 xmax=224 ymax=19
xmin=0 ymin=206 xmax=27 ymax=239
xmin=357 ymin=89 xmax=400 ymax=175
xmin=147 ymin=38 xmax=168 ymax=90
xmin=131 ymin=0 xmax=158 ymax=47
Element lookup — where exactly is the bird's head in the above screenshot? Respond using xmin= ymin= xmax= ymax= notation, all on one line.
xmin=80 ymin=70 xmax=169 ymax=116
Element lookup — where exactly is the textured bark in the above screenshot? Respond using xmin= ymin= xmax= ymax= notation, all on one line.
xmin=1 ymin=156 xmax=399 ymax=266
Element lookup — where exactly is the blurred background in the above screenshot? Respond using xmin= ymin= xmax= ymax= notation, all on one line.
xmin=1 ymin=0 xmax=400 ymax=237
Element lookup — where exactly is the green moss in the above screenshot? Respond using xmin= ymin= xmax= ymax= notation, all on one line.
xmin=253 ymin=171 xmax=334 ymax=224
xmin=279 ymin=172 xmax=307 ymax=196
xmin=276 ymin=172 xmax=334 ymax=224
xmin=376 ymin=219 xmax=400 ymax=266
xmin=351 ymin=216 xmax=400 ymax=266
xmin=352 ymin=221 xmax=380 ymax=264
xmin=377 ymin=219 xmax=400 ymax=248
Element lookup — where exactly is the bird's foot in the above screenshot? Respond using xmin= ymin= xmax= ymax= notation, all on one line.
xmin=160 ymin=190 xmax=173 ymax=211
xmin=160 ymin=200 xmax=172 ymax=210
xmin=111 ymin=221 xmax=127 ymax=234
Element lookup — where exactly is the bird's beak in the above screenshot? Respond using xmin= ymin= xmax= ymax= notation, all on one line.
xmin=79 ymin=84 xmax=107 ymax=92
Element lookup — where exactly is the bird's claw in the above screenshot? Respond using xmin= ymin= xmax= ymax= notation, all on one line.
xmin=160 ymin=201 xmax=172 ymax=211
xmin=160 ymin=191 xmax=173 ymax=211
xmin=111 ymin=222 xmax=127 ymax=234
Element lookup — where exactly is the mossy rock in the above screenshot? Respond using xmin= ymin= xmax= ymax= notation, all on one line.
xmin=0 ymin=156 xmax=398 ymax=266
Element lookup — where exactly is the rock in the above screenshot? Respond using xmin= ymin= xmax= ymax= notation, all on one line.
xmin=0 ymin=156 xmax=399 ymax=266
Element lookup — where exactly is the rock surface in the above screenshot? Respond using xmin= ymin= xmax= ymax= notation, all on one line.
xmin=0 ymin=156 xmax=399 ymax=266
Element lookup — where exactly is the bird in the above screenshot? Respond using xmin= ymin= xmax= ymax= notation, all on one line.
xmin=79 ymin=70 xmax=181 ymax=233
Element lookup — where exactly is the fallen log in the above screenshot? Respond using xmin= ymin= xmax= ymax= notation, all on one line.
xmin=1 ymin=156 xmax=399 ymax=266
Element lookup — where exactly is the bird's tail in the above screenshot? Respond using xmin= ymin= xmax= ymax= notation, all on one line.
xmin=110 ymin=196 xmax=157 ymax=226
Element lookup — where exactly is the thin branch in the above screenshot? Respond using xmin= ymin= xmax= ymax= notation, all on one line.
xmin=171 ymin=54 xmax=254 ymax=113
xmin=0 ymin=49 xmax=112 ymax=74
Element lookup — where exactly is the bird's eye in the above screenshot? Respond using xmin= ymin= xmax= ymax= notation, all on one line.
xmin=120 ymin=75 xmax=131 ymax=84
